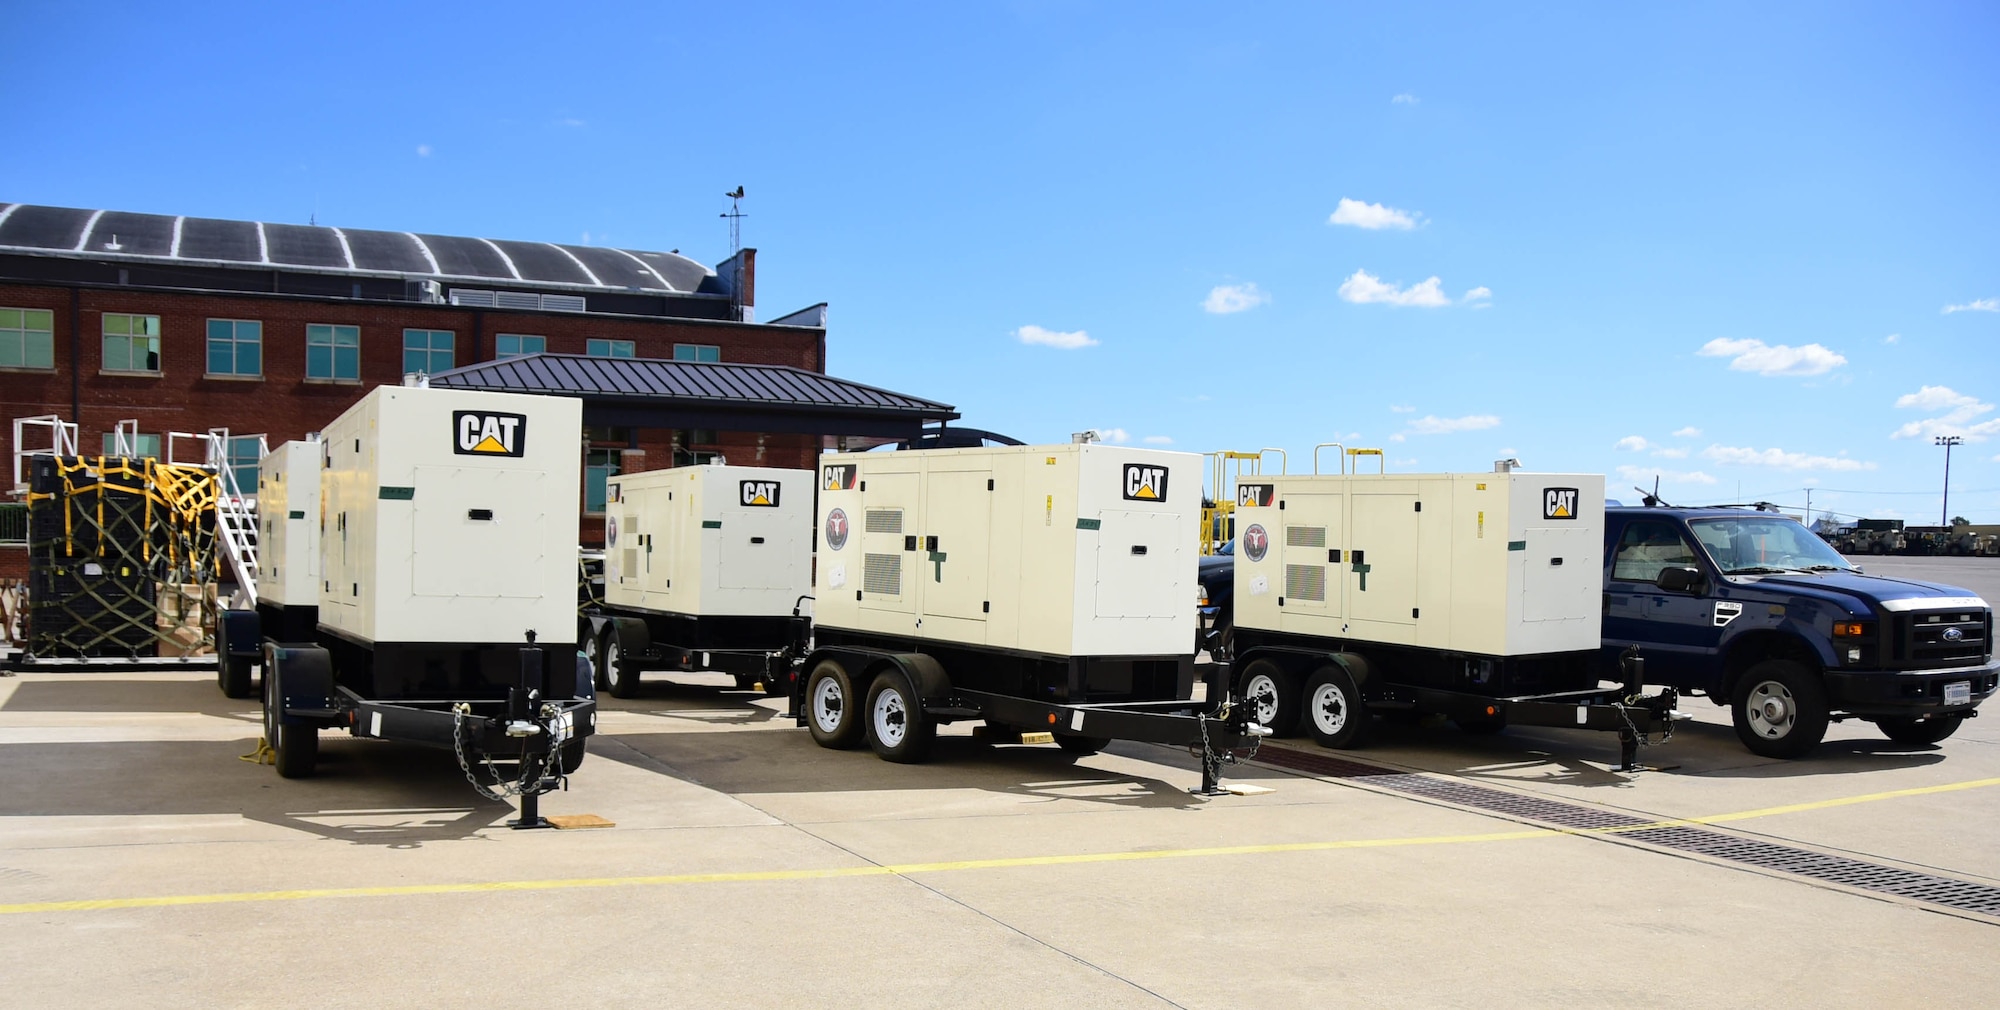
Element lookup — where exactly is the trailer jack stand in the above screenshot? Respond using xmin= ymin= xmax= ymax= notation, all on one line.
xmin=510 ymin=788 xmax=552 ymax=830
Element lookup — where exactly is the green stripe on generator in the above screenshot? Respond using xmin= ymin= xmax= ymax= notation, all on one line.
xmin=702 ymin=520 xmax=723 ymax=529
xmin=1508 ymin=540 xmax=1526 ymax=551
xmin=288 ymin=510 xmax=305 ymax=519
xmin=1076 ymin=518 xmax=1102 ymax=530
xmin=379 ymin=486 xmax=415 ymax=500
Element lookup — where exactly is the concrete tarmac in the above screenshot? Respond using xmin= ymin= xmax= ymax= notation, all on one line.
xmin=3 ymin=558 xmax=1998 ymax=1008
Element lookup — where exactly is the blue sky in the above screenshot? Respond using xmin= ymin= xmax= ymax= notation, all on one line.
xmin=5 ymin=2 xmax=1997 ymax=522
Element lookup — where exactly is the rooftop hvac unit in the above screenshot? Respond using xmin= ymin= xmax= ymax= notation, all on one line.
xmin=411 ymin=279 xmax=445 ymax=304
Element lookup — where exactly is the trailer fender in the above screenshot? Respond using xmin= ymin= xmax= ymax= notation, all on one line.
xmin=218 ymin=609 xmax=263 ymax=658
xmin=876 ymin=653 xmax=952 ymax=705
xmin=605 ymin=616 xmax=652 ymax=656
xmin=1238 ymin=645 xmax=1372 ymax=687
xmin=268 ymin=645 xmax=335 ymax=723
xmin=1326 ymin=651 xmax=1373 ymax=688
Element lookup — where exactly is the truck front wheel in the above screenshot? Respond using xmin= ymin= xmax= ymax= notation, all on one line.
xmin=1731 ymin=660 xmax=1829 ymax=758
xmin=1238 ymin=659 xmax=1301 ymax=737
xmin=1873 ymin=714 xmax=1964 ymax=746
xmin=1303 ymin=664 xmax=1372 ymax=750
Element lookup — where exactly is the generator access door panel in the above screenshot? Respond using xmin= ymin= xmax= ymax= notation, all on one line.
xmin=1520 ymin=526 xmax=1595 ymax=623
xmin=1348 ymin=493 xmax=1418 ymax=629
xmin=717 ymin=508 xmax=803 ymax=591
xmin=859 ymin=470 xmax=919 ymax=614
xmin=922 ymin=467 xmax=992 ymax=622
xmin=1281 ymin=494 xmax=1342 ymax=615
xmin=1094 ymin=510 xmax=1182 ymax=619
xmin=411 ymin=466 xmax=549 ymax=598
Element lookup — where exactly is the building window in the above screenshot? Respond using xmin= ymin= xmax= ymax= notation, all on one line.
xmin=673 ymin=343 xmax=720 ymax=362
xmin=226 ymin=436 xmax=262 ymax=493
xmin=101 ymin=432 xmax=162 ymax=458
xmin=496 ymin=333 xmax=545 ymax=359
xmin=585 ymin=448 xmax=622 ymax=513
xmin=206 ymin=319 xmax=263 ymax=376
xmin=0 ymin=307 xmax=56 ymax=369
xmin=102 ymin=313 xmax=162 ymax=372
xmin=306 ymin=324 xmax=360 ymax=380
xmin=587 ymin=338 xmax=635 ymax=358
xmin=403 ymin=328 xmax=454 ymax=374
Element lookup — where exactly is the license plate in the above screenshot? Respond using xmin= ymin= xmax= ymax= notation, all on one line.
xmin=1944 ymin=681 xmax=1972 ymax=706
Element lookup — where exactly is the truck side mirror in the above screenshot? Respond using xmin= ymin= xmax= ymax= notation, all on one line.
xmin=1655 ymin=566 xmax=1703 ymax=594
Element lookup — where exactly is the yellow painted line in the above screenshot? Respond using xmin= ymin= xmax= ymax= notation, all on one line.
xmin=0 ymin=828 xmax=1554 ymax=916
xmin=8 ymin=775 xmax=2000 ymax=917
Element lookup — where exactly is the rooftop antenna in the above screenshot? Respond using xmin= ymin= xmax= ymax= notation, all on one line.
xmin=721 ymin=186 xmax=746 ymax=254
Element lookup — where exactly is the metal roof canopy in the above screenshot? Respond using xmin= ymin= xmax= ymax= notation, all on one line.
xmin=429 ymin=353 xmax=959 ymax=439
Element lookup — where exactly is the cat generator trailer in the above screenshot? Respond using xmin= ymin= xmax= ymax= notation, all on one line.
xmin=1230 ymin=469 xmax=1678 ymax=769
xmin=217 ymin=437 xmax=325 ymax=699
xmin=805 ymin=443 xmax=1267 ymax=792
xmin=583 ymin=464 xmax=815 ymax=698
xmin=222 ymin=386 xmax=595 ymax=822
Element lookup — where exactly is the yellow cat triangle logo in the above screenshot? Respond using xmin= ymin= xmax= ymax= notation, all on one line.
xmin=1133 ymin=484 xmax=1158 ymax=499
xmin=751 ymin=493 xmax=771 ymax=505
xmin=1551 ymin=503 xmax=1570 ymax=517
xmin=470 ymin=435 xmax=509 ymax=453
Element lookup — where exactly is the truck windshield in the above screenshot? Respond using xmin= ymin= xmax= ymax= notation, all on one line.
xmin=1688 ymin=517 xmax=1856 ymax=574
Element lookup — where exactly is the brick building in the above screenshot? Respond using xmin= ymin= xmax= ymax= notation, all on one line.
xmin=0 ymin=202 xmax=955 ymax=580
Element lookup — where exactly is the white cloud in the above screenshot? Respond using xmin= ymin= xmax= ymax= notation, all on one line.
xmin=1462 ymin=286 xmax=1492 ymax=303
xmin=1328 ymin=199 xmax=1419 ymax=231
xmin=1672 ymin=426 xmax=1702 ymax=438
xmin=416 ymin=144 xmax=432 ymax=157
xmin=1203 ymin=282 xmax=1269 ymax=314
xmin=1392 ymin=93 xmax=1420 ymax=105
xmin=1338 ymin=269 xmax=1450 ymax=307
xmin=1016 ymin=324 xmax=1097 ymax=350
xmin=1616 ymin=465 xmax=1717 ymax=486
xmin=1943 ymin=298 xmax=1999 ymax=314
xmin=1700 ymin=445 xmax=1876 ymax=471
xmin=1142 ymin=435 xmax=1174 ymax=445
xmin=1891 ymin=385 xmax=2000 ymax=441
xmin=1404 ymin=414 xmax=1500 ymax=436
xmin=558 ymin=117 xmax=586 ymax=128
xmin=1656 ymin=447 xmax=1689 ymax=459
xmin=1389 ymin=404 xmax=1415 ymax=413
xmin=1091 ymin=428 xmax=1131 ymax=444
xmin=1697 ymin=337 xmax=1847 ymax=377
xmin=1884 ymin=333 xmax=1900 ymax=344
xmin=1614 ymin=435 xmax=1652 ymax=452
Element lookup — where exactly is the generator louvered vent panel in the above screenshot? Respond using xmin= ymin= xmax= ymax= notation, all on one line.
xmin=1286 ymin=526 xmax=1327 ymax=548
xmin=494 ymin=291 xmax=542 ymax=310
xmin=449 ymin=288 xmax=497 ymax=307
xmin=865 ymin=509 xmax=904 ymax=534
xmin=621 ymin=549 xmax=638 ymax=579
xmin=863 ymin=553 xmax=901 ymax=596
xmin=1286 ymin=564 xmax=1327 ymax=601
xmin=541 ymin=293 xmax=586 ymax=312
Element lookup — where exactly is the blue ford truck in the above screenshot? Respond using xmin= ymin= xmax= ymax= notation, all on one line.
xmin=1603 ymin=506 xmax=1996 ymax=757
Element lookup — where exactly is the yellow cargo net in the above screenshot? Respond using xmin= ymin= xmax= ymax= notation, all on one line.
xmin=22 ymin=456 xmax=221 ymax=659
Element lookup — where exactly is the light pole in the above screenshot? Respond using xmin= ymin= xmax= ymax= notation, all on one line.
xmin=1935 ymin=435 xmax=1963 ymax=526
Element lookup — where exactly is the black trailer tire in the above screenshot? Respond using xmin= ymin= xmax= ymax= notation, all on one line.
xmin=805 ymin=660 xmax=864 ymax=749
xmin=1303 ymin=664 xmax=1371 ymax=749
xmin=603 ymin=633 xmax=643 ymax=699
xmin=1874 ymin=714 xmax=1964 ymax=745
xmin=559 ymin=738 xmax=588 ymax=774
xmin=1238 ymin=658 xmax=1302 ymax=737
xmin=582 ymin=626 xmax=606 ymax=691
xmin=263 ymin=662 xmax=318 ymax=779
xmin=219 ymin=652 xmax=254 ymax=699
xmin=1731 ymin=659 xmax=1830 ymax=758
xmin=865 ymin=668 xmax=935 ymax=764
xmin=1055 ymin=733 xmax=1111 ymax=756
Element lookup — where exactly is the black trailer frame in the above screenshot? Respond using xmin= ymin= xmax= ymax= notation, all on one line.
xmin=796 ymin=637 xmax=1268 ymax=794
xmin=1231 ymin=629 xmax=1681 ymax=771
xmin=581 ymin=603 xmax=813 ymax=699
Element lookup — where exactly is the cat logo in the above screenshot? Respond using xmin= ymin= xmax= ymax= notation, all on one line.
xmin=452 ymin=410 xmax=527 ymax=457
xmin=1238 ymin=483 xmax=1275 ymax=507
xmin=1123 ymin=463 xmax=1169 ymax=502
xmin=740 ymin=480 xmax=781 ymax=507
xmin=1543 ymin=487 xmax=1580 ymax=520
xmin=823 ymin=464 xmax=858 ymax=491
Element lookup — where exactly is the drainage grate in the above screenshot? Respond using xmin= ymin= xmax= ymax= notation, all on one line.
xmin=1254 ymin=745 xmax=2000 ymax=919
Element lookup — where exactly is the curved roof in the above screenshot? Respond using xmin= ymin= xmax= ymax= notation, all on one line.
xmin=0 ymin=202 xmax=714 ymax=294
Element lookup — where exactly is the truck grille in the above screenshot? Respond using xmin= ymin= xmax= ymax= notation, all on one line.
xmin=1891 ymin=609 xmax=1990 ymax=668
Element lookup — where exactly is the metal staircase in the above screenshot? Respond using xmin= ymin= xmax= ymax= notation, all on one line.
xmin=168 ymin=427 xmax=266 ymax=610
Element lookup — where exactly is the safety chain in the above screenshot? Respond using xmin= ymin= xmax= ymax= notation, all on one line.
xmin=1613 ymin=699 xmax=1676 ymax=751
xmin=451 ymin=703 xmax=565 ymax=801
xmin=1188 ymin=696 xmax=1262 ymax=780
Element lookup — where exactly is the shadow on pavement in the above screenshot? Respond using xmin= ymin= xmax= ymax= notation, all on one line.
xmin=0 ymin=736 xmax=513 ymax=847
xmin=3 ymin=678 xmax=255 ymax=721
